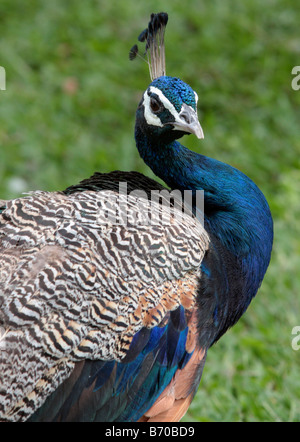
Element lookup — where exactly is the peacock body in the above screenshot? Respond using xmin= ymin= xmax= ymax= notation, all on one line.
xmin=0 ymin=13 xmax=273 ymax=422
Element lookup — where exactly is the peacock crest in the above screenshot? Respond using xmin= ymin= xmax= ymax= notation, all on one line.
xmin=129 ymin=12 xmax=168 ymax=81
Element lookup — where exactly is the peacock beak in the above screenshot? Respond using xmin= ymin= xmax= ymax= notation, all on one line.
xmin=171 ymin=103 xmax=204 ymax=139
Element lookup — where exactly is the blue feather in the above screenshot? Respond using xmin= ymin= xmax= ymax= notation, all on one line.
xmin=27 ymin=46 xmax=273 ymax=423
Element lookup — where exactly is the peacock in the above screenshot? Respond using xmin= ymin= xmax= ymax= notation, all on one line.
xmin=0 ymin=12 xmax=273 ymax=422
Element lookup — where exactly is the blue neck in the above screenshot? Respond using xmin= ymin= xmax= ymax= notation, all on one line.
xmin=135 ymin=127 xmax=273 ymax=301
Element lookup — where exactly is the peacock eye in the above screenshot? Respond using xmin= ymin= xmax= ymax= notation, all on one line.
xmin=150 ymin=97 xmax=161 ymax=113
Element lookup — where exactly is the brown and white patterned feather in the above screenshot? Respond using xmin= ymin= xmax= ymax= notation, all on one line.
xmin=0 ymin=173 xmax=209 ymax=421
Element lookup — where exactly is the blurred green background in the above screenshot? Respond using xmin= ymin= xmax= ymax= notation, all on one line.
xmin=1 ymin=0 xmax=300 ymax=422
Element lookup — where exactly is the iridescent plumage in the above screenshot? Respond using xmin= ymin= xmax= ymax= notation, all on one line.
xmin=0 ymin=13 xmax=273 ymax=422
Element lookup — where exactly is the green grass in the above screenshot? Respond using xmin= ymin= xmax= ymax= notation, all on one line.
xmin=1 ymin=0 xmax=300 ymax=422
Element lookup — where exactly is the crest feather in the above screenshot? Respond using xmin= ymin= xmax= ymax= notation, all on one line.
xmin=129 ymin=12 xmax=168 ymax=81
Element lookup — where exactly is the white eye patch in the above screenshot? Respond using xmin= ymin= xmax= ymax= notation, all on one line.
xmin=143 ymin=86 xmax=179 ymax=128
xmin=194 ymin=91 xmax=198 ymax=105
xmin=143 ymin=86 xmax=198 ymax=130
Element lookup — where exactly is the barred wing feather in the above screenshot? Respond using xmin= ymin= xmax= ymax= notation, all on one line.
xmin=0 ymin=172 xmax=209 ymax=421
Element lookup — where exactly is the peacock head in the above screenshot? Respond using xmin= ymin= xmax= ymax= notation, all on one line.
xmin=136 ymin=75 xmax=204 ymax=144
xmin=131 ymin=13 xmax=204 ymax=145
